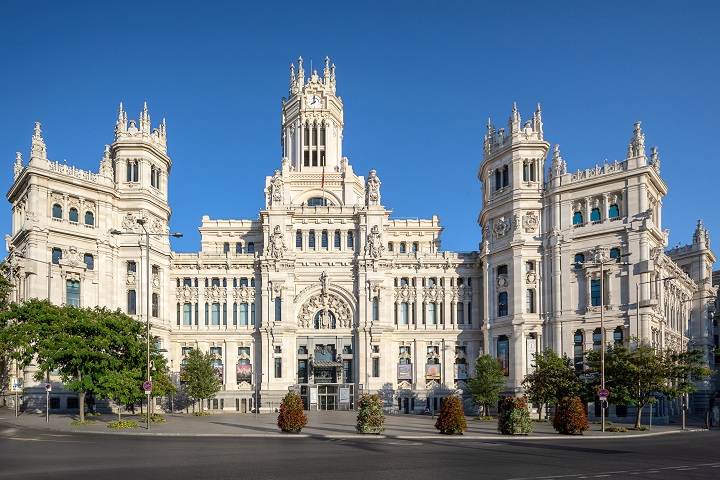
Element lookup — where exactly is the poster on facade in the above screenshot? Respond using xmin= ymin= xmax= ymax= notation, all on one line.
xmin=339 ymin=387 xmax=350 ymax=404
xmin=215 ymin=365 xmax=223 ymax=380
xmin=454 ymin=363 xmax=468 ymax=380
xmin=397 ymin=363 xmax=413 ymax=380
xmin=310 ymin=387 xmax=318 ymax=405
xmin=497 ymin=337 xmax=510 ymax=376
xmin=10 ymin=377 xmax=23 ymax=392
xmin=236 ymin=363 xmax=252 ymax=382
xmin=425 ymin=364 xmax=441 ymax=380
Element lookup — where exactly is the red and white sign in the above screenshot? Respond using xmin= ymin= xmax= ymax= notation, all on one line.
xmin=597 ymin=388 xmax=609 ymax=398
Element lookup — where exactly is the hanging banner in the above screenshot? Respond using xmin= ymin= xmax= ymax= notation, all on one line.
xmin=339 ymin=387 xmax=350 ymax=404
xmin=498 ymin=337 xmax=510 ymax=376
xmin=425 ymin=364 xmax=441 ymax=380
xmin=454 ymin=363 xmax=468 ymax=380
xmin=310 ymin=387 xmax=318 ymax=405
xmin=397 ymin=363 xmax=413 ymax=380
xmin=236 ymin=364 xmax=252 ymax=382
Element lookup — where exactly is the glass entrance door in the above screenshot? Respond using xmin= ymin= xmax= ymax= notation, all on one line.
xmin=318 ymin=385 xmax=338 ymax=410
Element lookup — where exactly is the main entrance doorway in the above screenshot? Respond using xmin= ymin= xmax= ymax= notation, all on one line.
xmin=300 ymin=384 xmax=355 ymax=411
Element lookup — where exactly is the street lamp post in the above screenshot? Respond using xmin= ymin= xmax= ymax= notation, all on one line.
xmin=111 ymin=220 xmax=182 ymax=431
xmin=578 ymin=249 xmax=631 ymax=433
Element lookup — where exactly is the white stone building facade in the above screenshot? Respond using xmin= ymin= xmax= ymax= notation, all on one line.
xmin=4 ymin=57 xmax=717 ymax=416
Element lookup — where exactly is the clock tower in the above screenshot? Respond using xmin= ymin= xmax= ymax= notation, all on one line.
xmin=271 ymin=56 xmax=364 ymax=207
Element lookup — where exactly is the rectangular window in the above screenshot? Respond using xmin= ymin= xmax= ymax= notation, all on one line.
xmin=321 ymin=230 xmax=328 ymax=248
xmin=372 ymin=297 xmax=379 ymax=321
xmin=372 ymin=357 xmax=380 ymax=377
xmin=347 ymin=231 xmax=354 ymax=248
xmin=400 ymin=302 xmax=409 ymax=325
xmin=84 ymin=254 xmax=94 ymax=270
xmin=127 ymin=290 xmax=136 ymax=315
xmin=343 ymin=359 xmax=352 ymax=382
xmin=298 ymin=360 xmax=308 ymax=384
xmin=457 ymin=302 xmax=464 ymax=324
xmin=274 ymin=358 xmax=282 ymax=378
xmin=296 ymin=231 xmax=302 ymax=248
xmin=468 ymin=302 xmax=472 ymax=325
xmin=309 ymin=231 xmax=315 ymax=248
xmin=66 ymin=280 xmax=80 ymax=307
xmin=427 ymin=302 xmax=436 ymax=325
xmin=127 ymin=261 xmax=136 ymax=273
xmin=152 ymin=293 xmax=159 ymax=317
xmin=239 ymin=303 xmax=249 ymax=325
xmin=235 ymin=243 xmax=242 ymax=254
xmin=183 ymin=303 xmax=192 ymax=325
xmin=591 ymin=279 xmax=602 ymax=307
xmin=223 ymin=302 xmax=227 ymax=325
xmin=251 ymin=303 xmax=255 ymax=325
xmin=275 ymin=298 xmax=282 ymax=322
xmin=52 ymin=247 xmax=62 ymax=264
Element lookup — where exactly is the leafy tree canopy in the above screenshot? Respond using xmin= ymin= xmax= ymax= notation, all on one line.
xmin=181 ymin=348 xmax=221 ymax=412
xmin=467 ymin=354 xmax=505 ymax=417
xmin=585 ymin=340 xmax=712 ymax=428
xmin=521 ymin=348 xmax=581 ymax=419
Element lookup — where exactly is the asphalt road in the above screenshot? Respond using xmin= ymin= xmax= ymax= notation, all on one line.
xmin=1 ymin=425 xmax=718 ymax=480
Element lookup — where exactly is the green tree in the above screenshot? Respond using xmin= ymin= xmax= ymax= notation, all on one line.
xmin=585 ymin=341 xmax=712 ymax=429
xmin=521 ymin=348 xmax=582 ymax=420
xmin=0 ymin=300 xmax=146 ymax=422
xmin=467 ymin=354 xmax=505 ymax=417
xmin=182 ymin=348 xmax=221 ymax=413
xmin=0 ymin=261 xmax=14 ymax=308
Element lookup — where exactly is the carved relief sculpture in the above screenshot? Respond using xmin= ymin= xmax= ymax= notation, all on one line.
xmin=267 ymin=225 xmax=287 ymax=259
xmin=365 ymin=169 xmax=381 ymax=206
xmin=364 ymin=225 xmax=385 ymax=258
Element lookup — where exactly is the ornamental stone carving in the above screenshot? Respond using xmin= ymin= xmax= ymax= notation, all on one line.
xmin=233 ymin=285 xmax=256 ymax=302
xmin=368 ymin=281 xmax=383 ymax=299
xmin=14 ymin=152 xmax=23 ymax=179
xmin=176 ymin=285 xmax=199 ymax=302
xmin=526 ymin=271 xmax=537 ymax=285
xmin=61 ymin=246 xmax=84 ymax=268
xmin=205 ymin=285 xmax=225 ymax=302
xmin=364 ymin=225 xmax=385 ymax=258
xmin=523 ymin=211 xmax=539 ymax=233
xmin=497 ymin=274 xmax=508 ymax=288
xmin=492 ymin=216 xmax=510 ymax=238
xmin=271 ymin=281 xmax=284 ymax=298
xmin=298 ymin=292 xmax=352 ymax=329
xmin=365 ymin=169 xmax=381 ymax=206
xmin=267 ymin=225 xmax=287 ymax=259
xmin=423 ymin=284 xmax=443 ymax=302
xmin=394 ymin=284 xmax=416 ymax=302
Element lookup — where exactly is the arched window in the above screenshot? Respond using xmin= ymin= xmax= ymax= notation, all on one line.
xmin=239 ymin=303 xmax=249 ymax=325
xmin=83 ymin=254 xmax=94 ymax=270
xmin=84 ymin=211 xmax=94 ymax=226
xmin=247 ymin=242 xmax=255 ymax=253
xmin=412 ymin=242 xmax=418 ymax=253
xmin=494 ymin=170 xmax=502 ymax=191
xmin=235 ymin=243 xmax=243 ymax=254
xmin=347 ymin=231 xmax=354 ymax=248
xmin=614 ymin=327 xmax=623 ymax=346
xmin=399 ymin=302 xmax=409 ymax=325
xmin=223 ymin=242 xmax=230 ymax=254
xmin=574 ymin=253 xmax=585 ymax=269
xmin=387 ymin=243 xmax=393 ymax=252
xmin=296 ymin=231 xmax=302 ymax=248
xmin=399 ymin=243 xmax=406 ymax=253
xmin=152 ymin=293 xmax=159 ymax=317
xmin=69 ymin=208 xmax=79 ymax=222
xmin=498 ymin=292 xmax=508 ymax=317
xmin=609 ymin=204 xmax=620 ymax=219
xmin=573 ymin=211 xmax=583 ymax=225
xmin=590 ymin=208 xmax=601 ymax=222
xmin=211 ymin=303 xmax=221 ymax=325
xmin=52 ymin=204 xmax=62 ymax=219
xmin=66 ymin=280 xmax=80 ymax=307
xmin=427 ymin=302 xmax=437 ymax=324
xmin=502 ymin=165 xmax=509 ymax=187
xmin=314 ymin=309 xmax=336 ymax=329
xmin=127 ymin=290 xmax=137 ymax=315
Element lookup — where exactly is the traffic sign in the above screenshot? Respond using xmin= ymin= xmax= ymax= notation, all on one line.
xmin=597 ymin=388 xmax=609 ymax=398
xmin=45 ymin=383 xmax=52 ymax=392
xmin=142 ymin=380 xmax=153 ymax=392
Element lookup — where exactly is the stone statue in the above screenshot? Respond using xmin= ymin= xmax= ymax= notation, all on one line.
xmin=320 ymin=270 xmax=329 ymax=296
xmin=364 ymin=225 xmax=385 ymax=259
xmin=365 ymin=169 xmax=381 ymax=206
xmin=267 ymin=225 xmax=287 ymax=259
xmin=270 ymin=170 xmax=284 ymax=206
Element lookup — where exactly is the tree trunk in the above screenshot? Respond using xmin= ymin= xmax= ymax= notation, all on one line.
xmin=77 ymin=368 xmax=85 ymax=423
xmin=538 ymin=403 xmax=544 ymax=421
xmin=635 ymin=405 xmax=643 ymax=429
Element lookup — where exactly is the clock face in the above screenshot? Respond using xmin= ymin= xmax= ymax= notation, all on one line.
xmin=308 ymin=95 xmax=321 ymax=108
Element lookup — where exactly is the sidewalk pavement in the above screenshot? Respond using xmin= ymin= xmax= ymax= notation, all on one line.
xmin=0 ymin=408 xmax=709 ymax=439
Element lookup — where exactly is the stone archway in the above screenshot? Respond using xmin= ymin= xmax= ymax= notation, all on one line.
xmin=298 ymin=291 xmax=352 ymax=329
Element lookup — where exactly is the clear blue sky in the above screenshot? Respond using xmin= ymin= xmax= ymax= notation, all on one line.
xmin=1 ymin=1 xmax=718 ymax=267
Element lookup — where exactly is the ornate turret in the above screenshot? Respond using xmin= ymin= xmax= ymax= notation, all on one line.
xmin=484 ymin=103 xmax=545 ymax=155
xmin=13 ymin=152 xmax=23 ymax=179
xmin=693 ymin=219 xmax=710 ymax=249
xmin=29 ymin=122 xmax=47 ymax=163
xmin=627 ymin=121 xmax=646 ymax=159
xmin=113 ymin=102 xmax=167 ymax=152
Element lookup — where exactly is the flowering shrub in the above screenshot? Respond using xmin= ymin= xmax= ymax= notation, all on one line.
xmin=71 ymin=420 xmax=96 ymax=426
xmin=193 ymin=411 xmax=212 ymax=417
xmin=141 ymin=413 xmax=167 ymax=423
xmin=107 ymin=420 xmax=138 ymax=428
xmin=552 ymin=396 xmax=589 ymax=434
xmin=434 ymin=395 xmax=468 ymax=434
xmin=277 ymin=392 xmax=308 ymax=432
xmin=497 ymin=397 xmax=532 ymax=435
xmin=356 ymin=394 xmax=386 ymax=434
